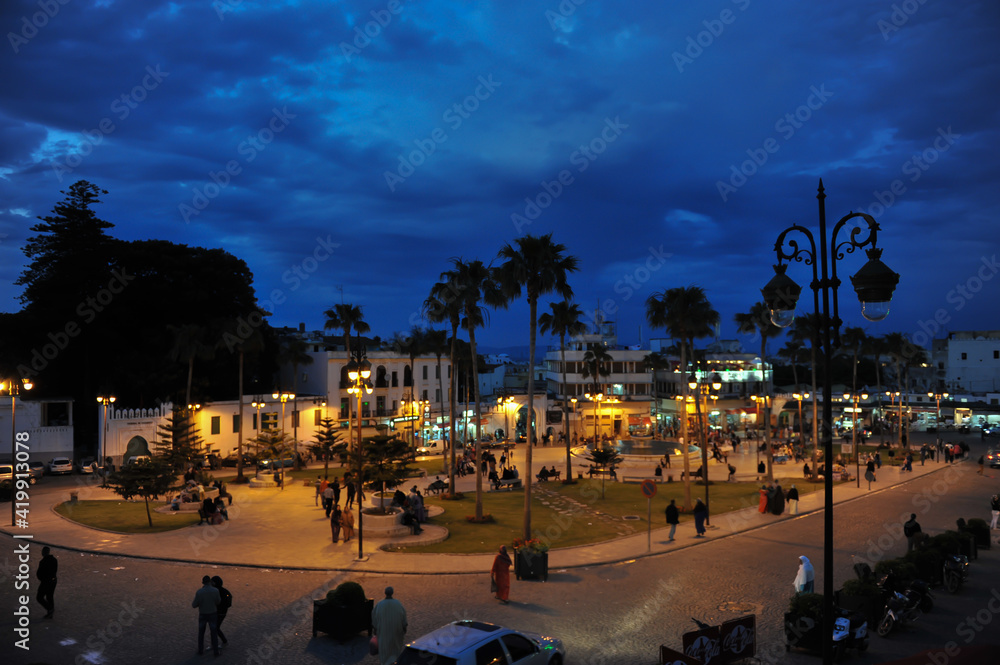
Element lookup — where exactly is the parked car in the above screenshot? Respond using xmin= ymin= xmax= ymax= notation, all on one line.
xmin=222 ymin=453 xmax=255 ymax=468
xmin=47 ymin=457 xmax=73 ymax=475
xmin=416 ymin=440 xmax=447 ymax=456
xmin=0 ymin=463 xmax=33 ymax=485
xmin=76 ymin=457 xmax=98 ymax=474
xmin=124 ymin=455 xmax=151 ymax=467
xmin=394 ymin=620 xmax=565 ymax=665
xmin=983 ymin=424 xmax=1000 ymax=437
xmin=257 ymin=458 xmax=294 ymax=470
xmin=986 ymin=449 xmax=1000 ymax=468
xmin=28 ymin=462 xmax=46 ymax=482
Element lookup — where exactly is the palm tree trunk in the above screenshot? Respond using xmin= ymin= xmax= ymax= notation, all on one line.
xmin=810 ymin=342 xmax=820 ymax=480
xmin=524 ymin=298 xmax=537 ymax=540
xmin=448 ymin=325 xmax=458 ymax=494
xmin=561 ymin=335 xmax=572 ymax=481
xmin=679 ymin=342 xmax=692 ymax=510
xmin=762 ymin=341 xmax=773 ymax=483
xmin=437 ymin=354 xmax=446 ymax=474
xmin=470 ymin=327 xmax=483 ymax=520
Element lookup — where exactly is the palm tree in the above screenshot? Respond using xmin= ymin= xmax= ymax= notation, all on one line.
xmin=645 ymin=286 xmax=719 ymax=510
xmin=391 ymin=327 xmax=427 ymax=449
xmin=496 ymin=234 xmax=579 ymax=540
xmin=734 ymin=302 xmax=782 ymax=482
xmin=539 ymin=300 xmax=587 ymax=481
xmin=277 ymin=337 xmax=314 ymax=470
xmin=323 ymin=303 xmax=369 ymax=450
xmin=448 ymin=258 xmax=505 ymax=520
xmin=643 ymin=351 xmax=672 ymax=437
xmin=424 ymin=328 xmax=450 ymax=462
xmin=778 ymin=339 xmax=805 ymax=397
xmin=425 ymin=276 xmax=465 ymax=494
xmin=585 ymin=447 xmax=623 ymax=499
xmin=882 ymin=332 xmax=908 ymax=449
xmin=167 ymin=323 xmax=213 ymax=411
xmin=841 ymin=326 xmax=868 ymax=460
xmin=581 ymin=345 xmax=613 ymax=442
xmin=222 ymin=322 xmax=265 ymax=483
xmin=869 ymin=335 xmax=890 ymax=442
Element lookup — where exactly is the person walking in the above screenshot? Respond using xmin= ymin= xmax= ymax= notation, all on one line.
xmin=372 ymin=586 xmax=408 ymax=665
xmin=904 ymin=513 xmax=922 ymax=552
xmin=794 ymin=556 xmax=815 ymax=594
xmin=865 ymin=458 xmax=876 ymax=490
xmin=345 ymin=473 xmax=356 ymax=508
xmin=331 ymin=504 xmax=343 ymax=543
xmin=665 ymin=499 xmax=679 ymax=542
xmin=977 ymin=455 xmax=985 ymax=475
xmin=758 ymin=485 xmax=769 ymax=514
xmin=332 ymin=476 xmax=342 ymax=507
xmin=787 ymin=484 xmax=800 ymax=515
xmin=191 ymin=574 xmax=221 ymax=656
xmin=341 ymin=505 xmax=355 ymax=542
xmin=36 ymin=546 xmax=58 ymax=619
xmin=315 ymin=476 xmax=324 ymax=506
xmin=770 ymin=482 xmax=786 ymax=516
xmin=323 ymin=483 xmax=335 ymax=518
xmin=990 ymin=494 xmax=1000 ymax=530
xmin=693 ymin=498 xmax=708 ymax=537
xmin=491 ymin=545 xmax=512 ymax=604
xmin=211 ymin=576 xmax=232 ymax=647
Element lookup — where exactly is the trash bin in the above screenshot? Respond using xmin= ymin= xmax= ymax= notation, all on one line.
xmin=69 ymin=492 xmax=78 ymax=503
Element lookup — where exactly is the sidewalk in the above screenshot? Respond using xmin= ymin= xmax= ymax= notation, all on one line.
xmin=0 ymin=444 xmax=959 ymax=575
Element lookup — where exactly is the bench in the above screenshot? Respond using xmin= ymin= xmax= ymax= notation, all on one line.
xmin=621 ymin=475 xmax=651 ymax=483
xmin=492 ymin=478 xmax=523 ymax=491
xmin=425 ymin=479 xmax=449 ymax=495
xmin=535 ymin=470 xmax=561 ymax=482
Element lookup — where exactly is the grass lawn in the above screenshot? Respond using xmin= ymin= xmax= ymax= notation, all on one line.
xmin=390 ymin=478 xmax=819 ymax=554
xmin=55 ymin=500 xmax=201 ymax=533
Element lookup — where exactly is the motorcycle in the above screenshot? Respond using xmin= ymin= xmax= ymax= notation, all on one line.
xmin=876 ymin=587 xmax=921 ymax=637
xmin=943 ymin=554 xmax=969 ymax=593
xmin=782 ymin=607 xmax=869 ymax=659
xmin=880 ymin=569 xmax=934 ymax=613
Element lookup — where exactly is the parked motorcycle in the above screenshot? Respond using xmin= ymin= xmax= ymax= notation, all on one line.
xmin=943 ymin=554 xmax=969 ymax=593
xmin=880 ymin=570 xmax=934 ymax=613
xmin=876 ymin=587 xmax=921 ymax=637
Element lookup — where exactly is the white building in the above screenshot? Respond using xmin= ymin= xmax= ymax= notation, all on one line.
xmin=940 ymin=330 xmax=1000 ymax=393
xmin=0 ymin=396 xmax=75 ymax=462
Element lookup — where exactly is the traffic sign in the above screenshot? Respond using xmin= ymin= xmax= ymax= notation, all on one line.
xmin=640 ymin=479 xmax=657 ymax=498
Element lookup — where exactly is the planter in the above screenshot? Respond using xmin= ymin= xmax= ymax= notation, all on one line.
xmin=312 ymin=598 xmax=374 ymax=641
xmin=514 ymin=549 xmax=548 ymax=581
xmin=835 ymin=591 xmax=882 ymax=628
xmin=370 ymin=492 xmax=395 ymax=509
xmin=784 ymin=612 xmax=824 ymax=653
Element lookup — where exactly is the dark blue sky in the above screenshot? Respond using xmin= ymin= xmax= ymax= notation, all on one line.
xmin=1 ymin=1 xmax=997 ymax=350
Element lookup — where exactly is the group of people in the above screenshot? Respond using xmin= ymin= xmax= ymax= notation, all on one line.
xmin=191 ymin=574 xmax=234 ymax=656
xmin=759 ymin=481 xmax=797 ymax=515
xmin=315 ymin=475 xmax=357 ymax=544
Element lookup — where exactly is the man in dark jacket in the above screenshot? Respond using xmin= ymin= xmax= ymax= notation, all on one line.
xmin=903 ymin=514 xmax=922 ymax=552
xmin=665 ymin=499 xmax=680 ymax=542
xmin=36 ymin=546 xmax=58 ymax=619
xmin=211 ymin=576 xmax=232 ymax=646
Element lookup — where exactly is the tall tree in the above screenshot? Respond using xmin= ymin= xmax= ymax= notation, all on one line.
xmin=581 ymin=345 xmax=613 ymax=442
xmin=643 ymin=351 xmax=672 ymax=437
xmin=446 ymin=258 xmax=504 ymax=520
xmin=792 ymin=313 xmax=823 ymax=479
xmin=539 ymin=300 xmax=587 ymax=481
xmin=101 ymin=456 xmax=178 ymax=528
xmin=424 ymin=328 xmax=450 ymax=458
xmin=220 ymin=321 xmax=267 ymax=483
xmin=496 ymin=234 xmax=579 ymax=540
xmin=391 ymin=326 xmax=427 ymax=446
xmin=646 ymin=286 xmax=719 ymax=510
xmin=323 ymin=303 xmax=369 ymax=450
xmin=869 ymin=335 xmax=890 ymax=442
xmin=310 ymin=417 xmax=348 ymax=479
xmin=734 ymin=302 xmax=782 ymax=482
xmin=425 ymin=275 xmax=465 ymax=494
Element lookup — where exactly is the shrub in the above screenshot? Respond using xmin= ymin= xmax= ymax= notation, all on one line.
xmin=964 ymin=518 xmax=991 ymax=550
xmin=326 ymin=581 xmax=365 ymax=606
xmin=788 ymin=592 xmax=824 ymax=621
xmin=927 ymin=531 xmax=964 ymax=555
xmin=839 ymin=578 xmax=881 ymax=598
xmin=904 ymin=547 xmax=944 ymax=584
xmin=874 ymin=558 xmax=919 ymax=586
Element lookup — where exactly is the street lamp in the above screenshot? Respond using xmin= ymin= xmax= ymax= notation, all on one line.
xmin=689 ymin=371 xmax=722 ymax=523
xmin=346 ymin=337 xmax=373 ymax=561
xmin=97 ymin=395 xmax=116 ymax=472
xmin=497 ymin=395 xmax=514 ymax=443
xmin=3 ymin=378 xmax=33 ymax=527
xmin=843 ymin=391 xmax=869 ymax=488
xmin=792 ymin=391 xmax=810 ymax=448
xmin=928 ymin=388 xmax=948 ymax=445
xmin=570 ymin=397 xmax=578 ymax=439
xmin=583 ymin=389 xmax=604 ymax=443
xmin=761 ymin=180 xmax=899 ymax=665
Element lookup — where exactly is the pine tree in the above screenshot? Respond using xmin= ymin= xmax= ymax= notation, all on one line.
xmin=154 ymin=407 xmax=206 ymax=470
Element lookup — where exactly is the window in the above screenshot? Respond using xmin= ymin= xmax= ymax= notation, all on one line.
xmin=435 ymin=388 xmax=441 ymax=403
xmin=961 ymin=352 xmax=967 ymax=360
xmin=435 ymin=364 xmax=440 ymax=379
xmin=423 ymin=365 xmax=428 ymax=380
xmin=475 ymin=640 xmax=507 ymax=665
xmin=211 ymin=416 xmax=221 ymax=435
xmin=314 ymin=409 xmax=322 ymax=426
xmin=42 ymin=402 xmax=71 ymax=427
xmin=252 ymin=412 xmax=258 ymax=430
xmin=501 ymin=633 xmax=536 ymax=662
xmin=995 ymin=350 xmax=999 ymax=359
xmin=262 ymin=413 xmax=278 ymax=431
xmin=392 ymin=371 xmax=398 ymax=387
xmin=376 ymin=395 xmax=386 ymax=417
xmin=422 ymin=390 xmax=428 ymax=401
xmin=340 ymin=398 xmax=349 ymax=419
xmin=232 ymin=414 xmax=240 ymax=433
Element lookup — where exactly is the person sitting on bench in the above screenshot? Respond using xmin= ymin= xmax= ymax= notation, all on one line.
xmin=537 ymin=467 xmax=550 ymax=482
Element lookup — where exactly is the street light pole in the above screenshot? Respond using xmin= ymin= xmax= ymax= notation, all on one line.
xmin=97 ymin=395 xmax=116 ymax=472
xmin=5 ymin=378 xmax=34 ymax=527
xmin=346 ymin=336 xmax=372 ymax=561
xmin=761 ymin=180 xmax=899 ymax=665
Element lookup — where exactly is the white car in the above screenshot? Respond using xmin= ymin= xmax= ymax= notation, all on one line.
xmin=47 ymin=457 xmax=73 ymax=475
xmin=395 ymin=620 xmax=564 ymax=665
xmin=416 ymin=439 xmax=447 ymax=456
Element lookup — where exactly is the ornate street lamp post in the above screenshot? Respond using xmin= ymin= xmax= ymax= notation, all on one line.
xmin=761 ymin=180 xmax=899 ymax=665
xmin=97 ymin=395 xmax=116 ymax=473
xmin=689 ymin=371 xmax=722 ymax=523
xmin=4 ymin=378 xmax=33 ymax=527
xmin=928 ymin=388 xmax=948 ymax=445
xmin=843 ymin=390 xmax=869 ymax=488
xmin=584 ymin=389 xmax=604 ymax=443
xmin=345 ymin=338 xmax=372 ymax=561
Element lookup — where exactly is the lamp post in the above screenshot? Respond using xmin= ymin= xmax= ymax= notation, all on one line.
xmin=928 ymin=388 xmax=948 ymax=444
xmin=4 ymin=378 xmax=33 ymax=527
xmin=345 ymin=337 xmax=372 ymax=561
xmin=793 ymin=391 xmax=810 ymax=448
xmin=844 ymin=391 xmax=869 ymax=488
xmin=584 ymin=389 xmax=604 ymax=443
xmin=97 ymin=395 xmax=116 ymax=472
xmin=689 ymin=371 xmax=722 ymax=522
xmin=497 ymin=395 xmax=514 ymax=443
xmin=570 ymin=397 xmax=578 ymax=439
xmin=761 ymin=180 xmax=899 ymax=665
